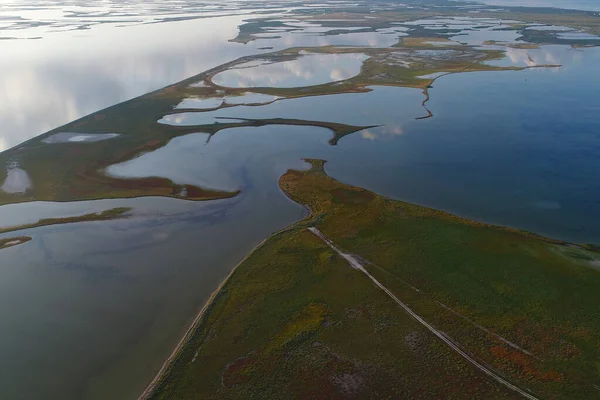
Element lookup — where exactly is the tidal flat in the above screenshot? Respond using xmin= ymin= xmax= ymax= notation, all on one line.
xmin=1 ymin=2 xmax=600 ymax=399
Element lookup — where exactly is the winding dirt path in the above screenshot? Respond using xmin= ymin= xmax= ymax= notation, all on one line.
xmin=308 ymin=227 xmax=540 ymax=400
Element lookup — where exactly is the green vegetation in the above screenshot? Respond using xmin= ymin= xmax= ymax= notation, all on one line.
xmin=489 ymin=10 xmax=600 ymax=41
xmin=205 ymin=117 xmax=378 ymax=145
xmin=0 ymin=7 xmax=578 ymax=208
xmin=0 ymin=207 xmax=132 ymax=235
xmin=0 ymin=236 xmax=31 ymax=249
xmin=0 ymin=6 xmax=595 ymax=399
xmin=149 ymin=160 xmax=600 ymax=400
xmin=229 ymin=19 xmax=294 ymax=44
xmin=241 ymin=7 xmax=600 ymax=46
xmin=0 ymin=4 xmax=597 ymax=400
xmin=0 ymin=208 xmax=131 ymax=248
xmin=0 ymin=91 xmax=239 ymax=206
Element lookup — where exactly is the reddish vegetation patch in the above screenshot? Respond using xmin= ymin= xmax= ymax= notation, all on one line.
xmin=186 ymin=185 xmax=239 ymax=199
xmin=144 ymin=139 xmax=161 ymax=147
xmin=293 ymin=364 xmax=349 ymax=400
xmin=490 ymin=345 xmax=564 ymax=382
xmin=331 ymin=188 xmax=374 ymax=204
xmin=94 ymin=114 xmax=106 ymax=121
xmin=512 ymin=323 xmax=582 ymax=360
xmin=60 ymin=135 xmax=238 ymax=202
xmin=295 ymin=371 xmax=342 ymax=400
xmin=222 ymin=354 xmax=256 ymax=388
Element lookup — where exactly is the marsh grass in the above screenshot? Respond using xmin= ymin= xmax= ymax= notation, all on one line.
xmin=151 ymin=160 xmax=600 ymax=399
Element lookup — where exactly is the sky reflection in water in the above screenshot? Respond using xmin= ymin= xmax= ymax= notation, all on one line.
xmin=1 ymin=6 xmax=600 ymax=400
xmin=473 ymin=0 xmax=600 ymax=12
xmin=0 ymin=15 xmax=251 ymax=151
xmin=212 ymin=53 xmax=368 ymax=88
xmin=154 ymin=44 xmax=600 ymax=244
xmin=0 ymin=0 xmax=383 ymax=151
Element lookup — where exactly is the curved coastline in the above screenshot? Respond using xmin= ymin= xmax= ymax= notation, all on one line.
xmin=139 ymin=159 xmax=600 ymax=399
xmin=137 ymin=202 xmax=312 ymax=400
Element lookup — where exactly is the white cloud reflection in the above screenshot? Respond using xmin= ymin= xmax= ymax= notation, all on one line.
xmin=361 ymin=124 xmax=404 ymax=141
xmin=212 ymin=53 xmax=368 ymax=88
xmin=0 ymin=0 xmax=374 ymax=150
xmin=0 ymin=14 xmax=254 ymax=149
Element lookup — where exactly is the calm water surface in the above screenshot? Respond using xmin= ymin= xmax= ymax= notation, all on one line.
xmin=0 ymin=0 xmax=368 ymax=150
xmin=212 ymin=53 xmax=368 ymax=88
xmin=0 ymin=161 xmax=308 ymax=399
xmin=0 ymin=14 xmax=250 ymax=150
xmin=329 ymin=47 xmax=600 ymax=243
xmin=147 ymin=45 xmax=600 ymax=243
xmin=1 ymin=7 xmax=600 ymax=400
xmin=473 ymin=0 xmax=600 ymax=12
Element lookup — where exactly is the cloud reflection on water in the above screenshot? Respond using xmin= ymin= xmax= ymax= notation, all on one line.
xmin=0 ymin=15 xmax=254 ymax=151
xmin=1 ymin=0 xmax=379 ymax=151
xmin=212 ymin=53 xmax=368 ymax=88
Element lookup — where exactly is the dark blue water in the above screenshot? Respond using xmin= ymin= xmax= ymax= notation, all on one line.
xmin=327 ymin=46 xmax=600 ymax=243
xmin=148 ymin=45 xmax=600 ymax=243
xmin=3 ymin=39 xmax=599 ymax=400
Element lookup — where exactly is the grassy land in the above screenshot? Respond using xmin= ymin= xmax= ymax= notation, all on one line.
xmin=202 ymin=117 xmax=378 ymax=145
xmin=149 ymin=160 xmax=600 ymax=400
xmin=0 ymin=236 xmax=31 ymax=250
xmin=268 ymin=7 xmax=600 ymax=44
xmin=0 ymin=7 xmax=577 ymax=208
xmin=0 ymin=207 xmax=133 ymax=249
xmin=0 ymin=207 xmax=132 ymax=235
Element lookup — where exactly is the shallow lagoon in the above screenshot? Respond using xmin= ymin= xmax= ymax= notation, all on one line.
xmin=0 ymin=1 xmax=367 ymax=150
xmin=0 ymin=155 xmax=309 ymax=399
xmin=108 ymin=126 xmax=332 ymax=192
xmin=476 ymin=0 xmax=600 ymax=12
xmin=160 ymin=86 xmax=424 ymax=127
xmin=156 ymin=46 xmax=600 ymax=244
xmin=211 ymin=53 xmax=368 ymax=88
xmin=1 ymin=8 xmax=600 ymax=400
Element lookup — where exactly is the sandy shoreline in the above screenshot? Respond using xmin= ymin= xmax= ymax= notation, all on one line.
xmin=137 ymin=170 xmax=314 ymax=399
xmin=136 ymin=238 xmax=268 ymax=399
xmin=136 ymin=218 xmax=306 ymax=399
